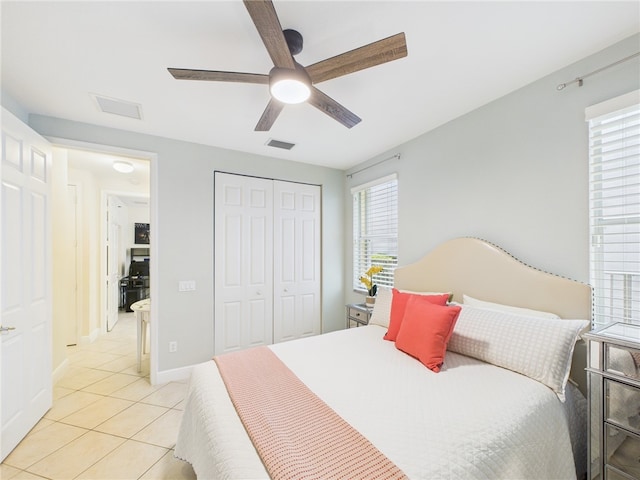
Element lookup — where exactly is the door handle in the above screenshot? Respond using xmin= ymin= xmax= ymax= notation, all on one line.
xmin=0 ymin=325 xmax=16 ymax=333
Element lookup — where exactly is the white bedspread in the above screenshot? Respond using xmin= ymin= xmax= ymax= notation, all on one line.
xmin=175 ymin=325 xmax=583 ymax=479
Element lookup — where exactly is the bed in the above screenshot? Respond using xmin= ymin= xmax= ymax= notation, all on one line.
xmin=175 ymin=237 xmax=592 ymax=479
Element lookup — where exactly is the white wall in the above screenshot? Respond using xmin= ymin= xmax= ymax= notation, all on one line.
xmin=24 ymin=117 xmax=346 ymax=378
xmin=345 ymin=34 xmax=640 ymax=306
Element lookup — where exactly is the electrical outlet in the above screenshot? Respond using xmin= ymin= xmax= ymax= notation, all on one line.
xmin=169 ymin=341 xmax=177 ymax=353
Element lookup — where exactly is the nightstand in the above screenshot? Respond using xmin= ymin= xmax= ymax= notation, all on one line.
xmin=584 ymin=322 xmax=640 ymax=480
xmin=346 ymin=303 xmax=371 ymax=328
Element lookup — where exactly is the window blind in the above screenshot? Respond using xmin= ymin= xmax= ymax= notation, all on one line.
xmin=352 ymin=174 xmax=398 ymax=292
xmin=588 ymin=93 xmax=640 ymax=327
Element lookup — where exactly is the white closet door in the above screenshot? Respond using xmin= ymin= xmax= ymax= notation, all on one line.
xmin=273 ymin=181 xmax=321 ymax=343
xmin=214 ymin=173 xmax=273 ymax=354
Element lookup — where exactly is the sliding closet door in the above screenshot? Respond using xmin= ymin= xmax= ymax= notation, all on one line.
xmin=273 ymin=181 xmax=321 ymax=342
xmin=214 ymin=173 xmax=273 ymax=354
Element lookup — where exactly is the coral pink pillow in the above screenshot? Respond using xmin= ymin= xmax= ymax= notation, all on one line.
xmin=383 ymin=289 xmax=450 ymax=341
xmin=395 ymin=298 xmax=462 ymax=372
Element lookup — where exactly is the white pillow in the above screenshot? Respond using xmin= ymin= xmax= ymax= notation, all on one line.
xmin=463 ymin=294 xmax=560 ymax=319
xmin=448 ymin=305 xmax=589 ymax=401
xmin=368 ymin=287 xmax=452 ymax=328
xmin=368 ymin=287 xmax=393 ymax=328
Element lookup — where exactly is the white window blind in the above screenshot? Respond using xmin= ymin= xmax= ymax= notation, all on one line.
xmin=587 ymin=92 xmax=640 ymax=327
xmin=352 ymin=174 xmax=398 ymax=292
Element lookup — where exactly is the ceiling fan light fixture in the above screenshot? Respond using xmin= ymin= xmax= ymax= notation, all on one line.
xmin=113 ymin=160 xmax=134 ymax=173
xmin=168 ymin=0 xmax=407 ymax=131
xmin=269 ymin=67 xmax=311 ymax=104
xmin=271 ymin=79 xmax=310 ymax=104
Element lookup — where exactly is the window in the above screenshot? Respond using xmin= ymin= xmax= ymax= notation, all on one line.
xmin=587 ymin=92 xmax=640 ymax=327
xmin=352 ymin=174 xmax=398 ymax=292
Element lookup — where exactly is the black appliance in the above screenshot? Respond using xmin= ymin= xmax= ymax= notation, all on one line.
xmin=120 ymin=260 xmax=150 ymax=312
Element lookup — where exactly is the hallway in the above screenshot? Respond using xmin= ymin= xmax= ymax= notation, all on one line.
xmin=1 ymin=313 xmax=196 ymax=479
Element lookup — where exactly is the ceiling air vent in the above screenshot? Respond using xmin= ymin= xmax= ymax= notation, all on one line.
xmin=91 ymin=93 xmax=143 ymax=120
xmin=266 ymin=139 xmax=295 ymax=150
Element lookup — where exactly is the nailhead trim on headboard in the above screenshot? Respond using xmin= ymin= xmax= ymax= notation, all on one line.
xmin=461 ymin=236 xmax=593 ymax=323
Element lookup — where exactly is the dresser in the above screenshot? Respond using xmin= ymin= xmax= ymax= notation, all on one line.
xmin=584 ymin=322 xmax=640 ymax=480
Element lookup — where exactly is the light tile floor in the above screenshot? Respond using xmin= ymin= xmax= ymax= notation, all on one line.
xmin=1 ymin=313 xmax=196 ymax=480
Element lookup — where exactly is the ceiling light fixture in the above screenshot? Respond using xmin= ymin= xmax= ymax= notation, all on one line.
xmin=113 ymin=160 xmax=134 ymax=173
xmin=269 ymin=66 xmax=311 ymax=104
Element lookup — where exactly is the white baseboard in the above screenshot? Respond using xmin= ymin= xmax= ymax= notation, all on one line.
xmin=154 ymin=364 xmax=193 ymax=385
xmin=52 ymin=358 xmax=69 ymax=386
xmin=79 ymin=328 xmax=101 ymax=345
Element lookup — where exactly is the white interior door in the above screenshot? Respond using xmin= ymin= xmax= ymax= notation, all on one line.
xmin=273 ymin=181 xmax=321 ymax=342
xmin=106 ymin=196 xmax=123 ymax=332
xmin=214 ymin=173 xmax=273 ymax=354
xmin=1 ymin=108 xmax=53 ymax=461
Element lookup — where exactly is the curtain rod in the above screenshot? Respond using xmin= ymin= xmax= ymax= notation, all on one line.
xmin=557 ymin=51 xmax=640 ymax=91
xmin=346 ymin=153 xmax=401 ymax=178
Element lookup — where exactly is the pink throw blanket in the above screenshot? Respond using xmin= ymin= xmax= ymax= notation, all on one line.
xmin=215 ymin=346 xmax=407 ymax=480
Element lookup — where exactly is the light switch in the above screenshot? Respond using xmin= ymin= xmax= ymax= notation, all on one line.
xmin=178 ymin=280 xmax=196 ymax=292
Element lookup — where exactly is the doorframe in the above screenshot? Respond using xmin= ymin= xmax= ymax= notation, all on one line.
xmin=65 ymin=182 xmax=81 ymax=346
xmin=102 ymin=190 xmax=144 ymax=334
xmin=44 ymin=137 xmax=159 ymax=384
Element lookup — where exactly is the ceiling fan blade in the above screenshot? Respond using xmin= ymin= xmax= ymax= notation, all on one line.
xmin=306 ymin=32 xmax=407 ymax=84
xmin=308 ymin=87 xmax=361 ymax=129
xmin=168 ymin=68 xmax=269 ymax=84
xmin=243 ymin=0 xmax=295 ymax=69
xmin=255 ymin=98 xmax=285 ymax=131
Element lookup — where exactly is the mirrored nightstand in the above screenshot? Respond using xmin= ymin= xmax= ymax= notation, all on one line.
xmin=584 ymin=322 xmax=640 ymax=480
xmin=346 ymin=303 xmax=371 ymax=328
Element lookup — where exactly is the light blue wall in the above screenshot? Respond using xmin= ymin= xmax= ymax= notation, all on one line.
xmin=26 ymin=115 xmax=345 ymax=375
xmin=345 ymin=34 xmax=640 ymax=305
xmin=1 ymin=89 xmax=29 ymax=123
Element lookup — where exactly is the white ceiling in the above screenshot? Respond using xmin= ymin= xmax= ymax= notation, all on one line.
xmin=66 ymin=149 xmax=150 ymax=206
xmin=2 ymin=1 xmax=639 ymax=170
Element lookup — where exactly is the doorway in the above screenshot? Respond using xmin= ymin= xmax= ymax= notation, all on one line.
xmin=56 ymin=147 xmax=150 ymax=355
xmin=104 ymin=192 xmax=151 ymax=333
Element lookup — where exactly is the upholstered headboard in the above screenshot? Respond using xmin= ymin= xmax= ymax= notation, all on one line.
xmin=394 ymin=237 xmax=592 ymax=396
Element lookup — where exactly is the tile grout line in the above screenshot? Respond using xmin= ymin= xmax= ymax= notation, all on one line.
xmin=2 ymin=314 xmax=192 ymax=480
xmin=136 ymin=449 xmax=173 ymax=480
xmin=36 ymin=379 xmax=184 ymax=474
